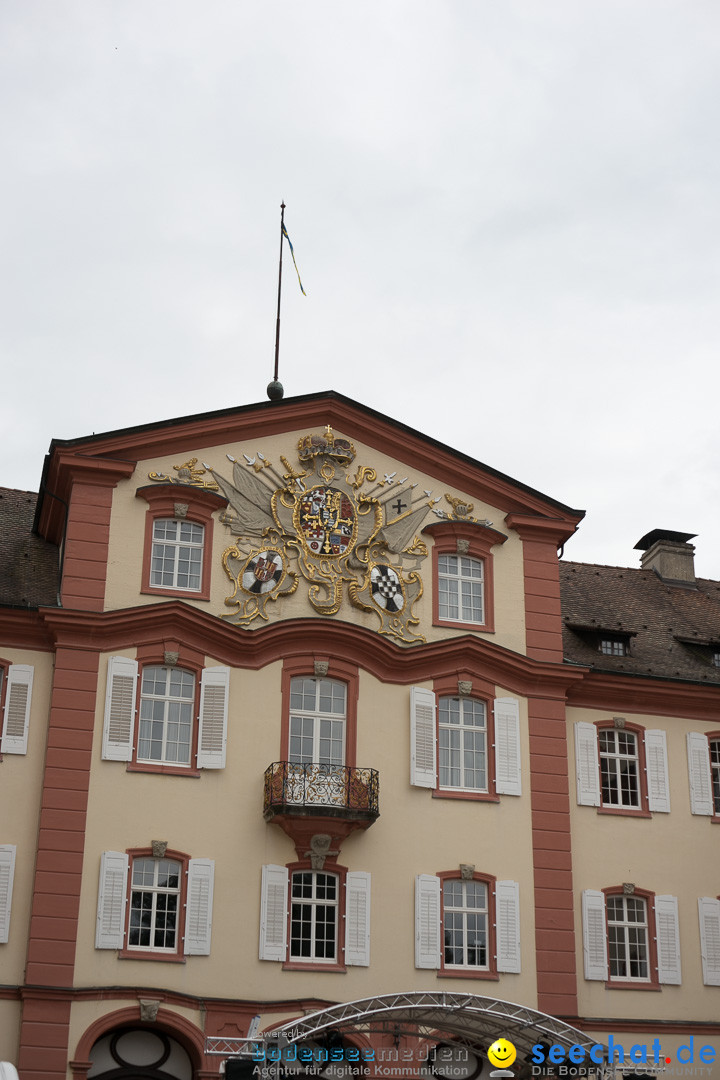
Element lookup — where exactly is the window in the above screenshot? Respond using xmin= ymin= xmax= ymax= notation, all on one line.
xmin=581 ymin=888 xmax=680 ymax=987
xmin=414 ymin=873 xmax=520 ymax=977
xmin=425 ymin=521 xmax=506 ymax=633
xmin=438 ymin=555 xmax=484 ymax=625
xmin=290 ymin=871 xmax=338 ymax=962
xmin=606 ymin=894 xmax=649 ymax=980
xmin=102 ymin=655 xmax=229 ymax=772
xmin=711 ymin=740 xmax=720 ymax=815
xmin=137 ymin=483 xmax=226 ymax=601
xmin=599 ymin=728 xmax=640 ymax=808
xmin=442 ymin=879 xmax=488 ymax=969
xmin=289 ymin=678 xmax=346 ymax=766
xmin=259 ymin=863 xmax=371 ymax=968
xmin=599 ymin=636 xmax=628 ymax=656
xmin=410 ymin=686 xmax=521 ymax=799
xmin=128 ymin=857 xmax=182 ymax=952
xmin=712 ymin=652 xmax=720 ymax=668
xmin=150 ymin=519 xmax=204 ymax=591
xmin=96 ymin=850 xmax=215 ymax=958
xmin=574 ymin=722 xmax=670 ymax=815
xmin=138 ymin=666 xmax=195 ymax=766
xmin=438 ymin=697 xmax=487 ymax=792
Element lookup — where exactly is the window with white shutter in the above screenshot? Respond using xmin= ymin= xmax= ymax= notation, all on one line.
xmin=259 ymin=863 xmax=370 ymax=968
xmin=102 ymin=656 xmax=230 ymax=770
xmin=411 ymin=688 xmax=522 ymax=798
xmin=575 ymin=721 xmax=670 ymax=815
xmin=416 ymin=872 xmax=520 ymax=976
xmin=96 ymin=849 xmax=214 ymax=958
xmin=582 ymin=888 xmax=673 ymax=988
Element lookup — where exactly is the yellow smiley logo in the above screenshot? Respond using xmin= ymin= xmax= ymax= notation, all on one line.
xmin=487 ymin=1039 xmax=517 ymax=1069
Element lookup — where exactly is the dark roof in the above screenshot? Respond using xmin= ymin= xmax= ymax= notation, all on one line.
xmin=560 ymin=560 xmax=720 ymax=684
xmin=0 ymin=488 xmax=59 ymax=608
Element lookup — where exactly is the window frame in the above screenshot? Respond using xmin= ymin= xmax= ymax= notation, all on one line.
xmin=596 ymin=721 xmax=651 ymax=818
xmin=708 ymin=732 xmax=720 ymax=822
xmin=425 ymin=522 xmax=507 ymax=634
xmin=149 ymin=517 xmax=206 ymax=593
xmin=602 ymin=886 xmax=660 ymax=990
xmin=430 ymin=674 xmax=500 ymax=803
xmin=119 ymin=848 xmax=190 ymax=963
xmin=283 ymin=859 xmax=349 ymax=973
xmin=281 ymin=658 xmax=359 ymax=769
xmin=130 ymin=643 xmax=204 ymax=777
xmin=438 ymin=870 xmax=498 ymax=980
xmin=136 ymin=485 xmax=226 ymax=602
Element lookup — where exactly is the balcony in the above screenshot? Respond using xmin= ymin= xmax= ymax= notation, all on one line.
xmin=263 ymin=762 xmax=380 ymax=830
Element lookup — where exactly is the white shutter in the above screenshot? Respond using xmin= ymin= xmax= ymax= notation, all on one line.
xmin=197 ymin=666 xmax=230 ymax=769
xmin=495 ymin=880 xmax=521 ymax=973
xmin=698 ymin=897 xmax=720 ymax=986
xmin=259 ymin=864 xmax=288 ymax=962
xmin=410 ymin=687 xmax=436 ymax=788
xmin=494 ymin=698 xmax=522 ymax=796
xmin=95 ymin=851 xmax=129 ymax=949
xmin=0 ymin=665 xmax=34 ymax=755
xmin=345 ymin=871 xmax=371 ymax=966
xmin=655 ymin=895 xmax=681 ymax=984
xmin=645 ymin=729 xmax=671 ymax=813
xmin=581 ymin=890 xmax=608 ymax=980
xmin=184 ymin=858 xmax=214 ymax=955
xmin=101 ymin=657 xmax=138 ymax=761
xmin=574 ymin=723 xmax=601 ymax=806
xmin=415 ymin=874 xmax=441 ymax=969
xmin=0 ymin=846 xmax=16 ymax=943
xmin=687 ymin=733 xmax=713 ymax=816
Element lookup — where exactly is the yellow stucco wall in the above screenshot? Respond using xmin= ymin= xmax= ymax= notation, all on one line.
xmin=569 ymin=704 xmax=719 ymax=1022
xmin=102 ymin=428 xmax=528 ymax=654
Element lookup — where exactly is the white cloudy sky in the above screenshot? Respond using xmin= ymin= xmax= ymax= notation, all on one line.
xmin=2 ymin=2 xmax=720 ymax=574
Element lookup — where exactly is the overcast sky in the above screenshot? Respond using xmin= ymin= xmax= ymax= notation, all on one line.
xmin=2 ymin=2 xmax=720 ymax=575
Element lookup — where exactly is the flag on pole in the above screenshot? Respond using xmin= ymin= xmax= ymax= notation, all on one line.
xmin=281 ymin=223 xmax=306 ymax=296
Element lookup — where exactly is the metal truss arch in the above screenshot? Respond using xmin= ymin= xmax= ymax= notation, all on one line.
xmin=206 ymin=990 xmax=602 ymax=1064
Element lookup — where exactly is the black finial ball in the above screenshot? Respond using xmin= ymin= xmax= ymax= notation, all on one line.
xmin=267 ymin=379 xmax=284 ymax=401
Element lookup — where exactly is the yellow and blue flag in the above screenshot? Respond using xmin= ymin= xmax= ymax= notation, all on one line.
xmin=281 ymin=223 xmax=306 ymax=296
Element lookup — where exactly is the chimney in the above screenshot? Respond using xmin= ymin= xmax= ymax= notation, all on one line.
xmin=634 ymin=529 xmax=697 ymax=586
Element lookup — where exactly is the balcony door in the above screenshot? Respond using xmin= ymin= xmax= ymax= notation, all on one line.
xmin=288 ymin=678 xmax=346 ymax=805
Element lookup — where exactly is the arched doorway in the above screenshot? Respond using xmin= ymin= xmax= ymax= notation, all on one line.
xmin=87 ymin=1026 xmax=193 ymax=1079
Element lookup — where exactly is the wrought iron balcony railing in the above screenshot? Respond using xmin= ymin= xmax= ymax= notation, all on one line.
xmin=263 ymin=761 xmax=380 ymax=820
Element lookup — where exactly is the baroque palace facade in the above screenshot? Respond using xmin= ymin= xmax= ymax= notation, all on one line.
xmin=0 ymin=390 xmax=718 ymax=1079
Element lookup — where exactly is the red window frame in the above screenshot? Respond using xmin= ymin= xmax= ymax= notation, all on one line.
xmin=437 ymin=870 xmax=499 ymax=981
xmin=0 ymin=656 xmax=8 ymax=761
xmin=425 ymin=522 xmax=506 ymax=634
xmin=596 ymin=720 xmax=651 ymax=819
xmin=136 ymin=485 xmax=226 ymax=602
xmin=119 ymin=847 xmax=190 ymax=963
xmin=431 ymin=672 xmax=498 ymax=803
xmin=282 ymin=859 xmax=348 ymax=973
xmin=706 ymin=730 xmax=720 ymax=824
xmin=280 ymin=658 xmax=359 ymax=768
xmin=602 ymin=886 xmax=660 ymax=990
xmin=127 ymin=642 xmax=204 ymax=777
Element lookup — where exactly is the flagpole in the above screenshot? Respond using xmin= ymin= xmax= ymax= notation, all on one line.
xmin=268 ymin=202 xmax=286 ymax=401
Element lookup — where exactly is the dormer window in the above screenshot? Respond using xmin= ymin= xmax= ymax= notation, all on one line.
xmin=599 ymin=636 xmax=629 ymax=657
xmin=712 ymin=652 xmax=720 ymax=669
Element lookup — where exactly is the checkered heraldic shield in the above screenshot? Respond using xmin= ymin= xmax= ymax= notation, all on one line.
xmin=370 ymin=565 xmax=404 ymax=612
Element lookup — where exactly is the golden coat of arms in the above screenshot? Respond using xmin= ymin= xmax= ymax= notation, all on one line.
xmin=206 ymin=426 xmax=434 ymax=644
